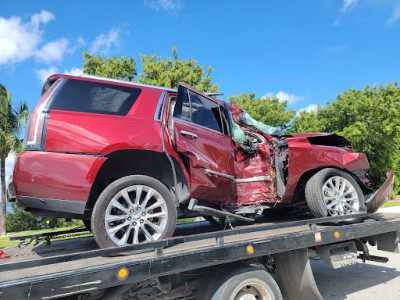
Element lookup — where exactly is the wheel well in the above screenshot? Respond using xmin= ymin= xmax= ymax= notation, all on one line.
xmin=291 ymin=169 xmax=322 ymax=204
xmin=291 ymin=167 xmax=371 ymax=204
xmin=84 ymin=150 xmax=190 ymax=217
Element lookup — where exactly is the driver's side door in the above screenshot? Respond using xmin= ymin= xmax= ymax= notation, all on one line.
xmin=171 ymin=83 xmax=235 ymax=204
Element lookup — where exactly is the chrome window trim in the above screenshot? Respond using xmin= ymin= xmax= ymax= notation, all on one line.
xmin=235 ymin=176 xmax=271 ymax=183
xmin=204 ymin=169 xmax=235 ymax=180
xmin=81 ymin=75 xmax=177 ymax=92
xmin=154 ymin=92 xmax=167 ymax=121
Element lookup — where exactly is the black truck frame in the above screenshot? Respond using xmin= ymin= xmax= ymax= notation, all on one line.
xmin=1 ymin=212 xmax=400 ymax=300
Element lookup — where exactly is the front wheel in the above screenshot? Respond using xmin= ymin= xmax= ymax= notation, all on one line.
xmin=305 ymin=168 xmax=365 ymax=218
xmin=91 ymin=175 xmax=176 ymax=248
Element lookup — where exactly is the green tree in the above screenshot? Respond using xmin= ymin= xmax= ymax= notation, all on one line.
xmin=291 ymin=83 xmax=400 ymax=192
xmin=0 ymin=84 xmax=28 ymax=236
xmin=228 ymin=92 xmax=296 ymax=131
xmin=290 ymin=109 xmax=323 ymax=134
xmin=82 ymin=50 xmax=137 ymax=81
xmin=138 ymin=47 xmax=218 ymax=92
xmin=6 ymin=206 xmax=41 ymax=232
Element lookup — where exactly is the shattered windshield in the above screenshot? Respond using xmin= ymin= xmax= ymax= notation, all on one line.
xmin=240 ymin=111 xmax=278 ymax=135
xmin=228 ymin=103 xmax=280 ymax=142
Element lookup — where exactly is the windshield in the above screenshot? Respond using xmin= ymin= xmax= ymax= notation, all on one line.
xmin=228 ymin=103 xmax=280 ymax=141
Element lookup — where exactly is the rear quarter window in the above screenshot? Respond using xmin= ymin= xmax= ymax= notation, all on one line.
xmin=51 ymin=79 xmax=142 ymax=116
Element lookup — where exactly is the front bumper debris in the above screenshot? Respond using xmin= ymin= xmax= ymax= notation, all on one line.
xmin=365 ymin=170 xmax=394 ymax=212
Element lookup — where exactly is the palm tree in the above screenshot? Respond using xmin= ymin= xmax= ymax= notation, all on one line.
xmin=0 ymin=84 xmax=28 ymax=236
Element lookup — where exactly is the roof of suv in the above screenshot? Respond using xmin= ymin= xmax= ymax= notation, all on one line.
xmin=46 ymin=74 xmax=178 ymax=92
xmin=45 ymin=74 xmax=224 ymax=104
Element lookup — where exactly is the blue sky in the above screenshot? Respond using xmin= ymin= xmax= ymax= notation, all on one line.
xmin=0 ymin=0 xmax=400 ymax=186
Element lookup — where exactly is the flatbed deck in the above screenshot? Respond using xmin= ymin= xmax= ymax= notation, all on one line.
xmin=1 ymin=212 xmax=399 ymax=299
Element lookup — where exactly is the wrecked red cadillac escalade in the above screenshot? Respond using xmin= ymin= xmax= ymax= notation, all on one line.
xmin=8 ymin=74 xmax=394 ymax=248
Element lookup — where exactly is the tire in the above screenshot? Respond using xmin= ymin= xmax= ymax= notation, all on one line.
xmin=197 ymin=265 xmax=282 ymax=300
xmin=305 ymin=168 xmax=366 ymax=218
xmin=91 ymin=175 xmax=177 ymax=248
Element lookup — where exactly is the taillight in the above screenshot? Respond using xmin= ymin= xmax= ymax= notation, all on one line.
xmin=23 ymin=79 xmax=62 ymax=150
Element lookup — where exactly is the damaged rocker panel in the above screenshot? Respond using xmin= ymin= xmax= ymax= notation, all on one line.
xmin=204 ymin=169 xmax=271 ymax=184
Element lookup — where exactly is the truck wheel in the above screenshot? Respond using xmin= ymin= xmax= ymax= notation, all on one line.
xmin=197 ymin=265 xmax=282 ymax=300
xmin=91 ymin=175 xmax=176 ymax=248
xmin=305 ymin=168 xmax=365 ymax=218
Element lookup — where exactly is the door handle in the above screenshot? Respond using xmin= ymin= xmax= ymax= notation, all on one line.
xmin=180 ymin=130 xmax=198 ymax=140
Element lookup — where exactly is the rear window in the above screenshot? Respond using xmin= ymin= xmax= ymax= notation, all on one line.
xmin=51 ymin=79 xmax=142 ymax=116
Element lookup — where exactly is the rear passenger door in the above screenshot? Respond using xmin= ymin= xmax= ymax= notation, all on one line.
xmin=173 ymin=83 xmax=235 ymax=203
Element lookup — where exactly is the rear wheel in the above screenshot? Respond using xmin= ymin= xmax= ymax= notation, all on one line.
xmin=91 ymin=175 xmax=176 ymax=248
xmin=305 ymin=168 xmax=365 ymax=218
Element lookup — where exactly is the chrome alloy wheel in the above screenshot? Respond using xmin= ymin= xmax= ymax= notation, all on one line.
xmin=233 ymin=281 xmax=273 ymax=300
xmin=322 ymin=176 xmax=360 ymax=216
xmin=104 ymin=185 xmax=168 ymax=246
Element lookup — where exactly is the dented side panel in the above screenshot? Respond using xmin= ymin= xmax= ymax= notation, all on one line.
xmin=231 ymin=137 xmax=276 ymax=206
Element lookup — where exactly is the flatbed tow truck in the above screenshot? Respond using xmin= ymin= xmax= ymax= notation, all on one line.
xmin=0 ymin=211 xmax=399 ymax=300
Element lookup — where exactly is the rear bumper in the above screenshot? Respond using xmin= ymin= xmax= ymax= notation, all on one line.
xmin=16 ymin=195 xmax=86 ymax=217
xmin=365 ymin=170 xmax=395 ymax=212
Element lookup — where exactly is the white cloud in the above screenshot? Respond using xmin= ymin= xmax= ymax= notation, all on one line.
xmin=90 ymin=28 xmax=120 ymax=54
xmin=265 ymin=91 xmax=305 ymax=104
xmin=299 ymin=104 xmax=318 ymax=114
xmin=30 ymin=10 xmax=54 ymax=28
xmin=0 ymin=11 xmax=75 ymax=65
xmin=144 ymin=0 xmax=181 ymax=12
xmin=35 ymin=66 xmax=58 ymax=83
xmin=386 ymin=3 xmax=400 ymax=27
xmin=77 ymin=37 xmax=85 ymax=45
xmin=35 ymin=66 xmax=83 ymax=83
xmin=64 ymin=67 xmax=83 ymax=76
xmin=341 ymin=0 xmax=359 ymax=13
xmin=35 ymin=38 xmax=69 ymax=63
xmin=0 ymin=11 xmax=53 ymax=65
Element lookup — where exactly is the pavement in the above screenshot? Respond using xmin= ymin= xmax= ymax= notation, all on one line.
xmin=311 ymin=205 xmax=400 ymax=300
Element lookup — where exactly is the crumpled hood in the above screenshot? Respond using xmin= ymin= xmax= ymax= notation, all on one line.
xmin=283 ymin=133 xmax=352 ymax=148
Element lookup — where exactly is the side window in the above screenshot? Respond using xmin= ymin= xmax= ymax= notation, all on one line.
xmin=190 ymin=91 xmax=222 ymax=133
xmin=174 ymin=85 xmax=228 ymax=134
xmin=51 ymin=79 xmax=142 ymax=116
xmin=173 ymin=88 xmax=191 ymax=122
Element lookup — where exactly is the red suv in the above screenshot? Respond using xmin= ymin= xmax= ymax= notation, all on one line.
xmin=8 ymin=74 xmax=394 ymax=248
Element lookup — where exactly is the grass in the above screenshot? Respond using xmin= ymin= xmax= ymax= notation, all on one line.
xmin=0 ymin=225 xmax=89 ymax=248
xmin=177 ymin=217 xmax=196 ymax=224
xmin=381 ymin=201 xmax=400 ymax=208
